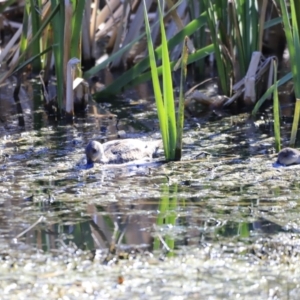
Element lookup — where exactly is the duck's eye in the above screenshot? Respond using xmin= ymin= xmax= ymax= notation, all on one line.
xmin=92 ymin=148 xmax=97 ymax=154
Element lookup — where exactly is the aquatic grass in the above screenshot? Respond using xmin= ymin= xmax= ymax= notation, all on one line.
xmin=13 ymin=46 xmax=54 ymax=74
xmin=1 ymin=0 xmax=85 ymax=114
xmin=159 ymin=1 xmax=177 ymax=159
xmin=279 ymin=0 xmax=300 ymax=146
xmin=19 ymin=0 xmax=30 ymax=66
xmin=50 ymin=0 xmax=64 ymax=111
xmin=230 ymin=0 xmax=266 ymax=77
xmin=175 ymin=37 xmax=188 ymax=160
xmin=203 ymin=0 xmax=232 ymax=96
xmin=70 ymin=0 xmax=85 ymax=64
xmin=84 ymin=0 xmax=185 ymax=78
xmin=47 ymin=0 xmax=85 ymax=112
xmin=62 ymin=1 xmax=85 ymax=112
xmin=91 ymin=13 xmax=208 ymax=98
xmin=48 ymin=0 xmax=83 ymax=112
xmin=0 ymin=3 xmax=60 ymax=84
xmin=63 ymin=0 xmax=73 ymax=82
xmin=143 ymin=0 xmax=176 ymax=160
xmin=126 ymin=44 xmax=213 ymax=90
xmin=273 ymin=60 xmax=281 ymax=152
xmin=252 ymin=72 xmax=292 ymax=115
xmin=250 ymin=13 xmax=295 ymax=115
xmin=189 ymin=1 xmax=207 ymax=78
xmin=30 ymin=0 xmax=42 ymax=72
xmin=202 ymin=0 xmax=266 ymax=97
xmin=143 ymin=0 xmax=189 ymax=160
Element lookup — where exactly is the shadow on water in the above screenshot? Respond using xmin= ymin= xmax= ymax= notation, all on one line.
xmin=1 ymin=81 xmax=300 ymax=297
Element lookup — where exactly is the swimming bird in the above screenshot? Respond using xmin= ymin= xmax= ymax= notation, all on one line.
xmin=85 ymin=139 xmax=162 ymax=164
xmin=276 ymin=147 xmax=300 ymax=166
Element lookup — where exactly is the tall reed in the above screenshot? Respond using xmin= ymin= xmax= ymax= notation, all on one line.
xmin=279 ymin=0 xmax=300 ymax=146
xmin=143 ymin=0 xmax=187 ymax=160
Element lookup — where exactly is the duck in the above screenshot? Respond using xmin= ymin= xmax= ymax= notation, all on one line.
xmin=276 ymin=147 xmax=300 ymax=166
xmin=85 ymin=139 xmax=162 ymax=165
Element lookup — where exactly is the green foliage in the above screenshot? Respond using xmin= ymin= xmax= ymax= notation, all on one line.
xmin=19 ymin=0 xmax=29 ymax=61
xmin=30 ymin=0 xmax=42 ymax=71
xmin=70 ymin=0 xmax=85 ymax=70
xmin=50 ymin=0 xmax=65 ymax=110
xmin=202 ymin=0 xmax=265 ymax=96
xmin=143 ymin=0 xmax=174 ymax=159
xmin=143 ymin=0 xmax=188 ymax=161
xmin=123 ymin=45 xmax=214 ymax=92
xmin=232 ymin=0 xmax=264 ymax=77
xmin=272 ymin=60 xmax=281 ymax=152
xmin=279 ymin=0 xmax=300 ymax=145
xmin=175 ymin=37 xmax=188 ymax=160
xmin=203 ymin=0 xmax=233 ymax=96
xmin=188 ymin=1 xmax=207 ymax=78
xmin=91 ymin=13 xmax=208 ymax=99
xmin=5 ymin=1 xmax=84 ymax=113
xmin=252 ymin=72 xmax=292 ymax=115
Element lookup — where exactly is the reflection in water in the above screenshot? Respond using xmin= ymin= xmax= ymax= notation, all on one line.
xmin=1 ymin=108 xmax=298 ymax=254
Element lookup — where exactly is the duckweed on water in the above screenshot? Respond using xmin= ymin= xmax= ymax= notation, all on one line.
xmin=0 ymin=243 xmax=300 ymax=299
xmin=0 ymin=106 xmax=300 ymax=298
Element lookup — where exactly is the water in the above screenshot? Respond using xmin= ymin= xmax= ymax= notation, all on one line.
xmin=0 ymin=96 xmax=300 ymax=299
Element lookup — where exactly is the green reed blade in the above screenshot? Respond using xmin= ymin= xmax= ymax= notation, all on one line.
xmin=252 ymin=72 xmax=292 ymax=115
xmin=158 ymin=0 xmax=176 ymax=159
xmin=91 ymin=13 xmax=207 ymax=98
xmin=84 ymin=0 xmax=194 ymax=79
xmin=175 ymin=36 xmax=188 ymax=161
xmin=70 ymin=0 xmax=85 ymax=64
xmin=143 ymin=0 xmax=169 ymax=158
xmin=0 ymin=2 xmax=60 ymax=83
xmin=125 ymin=44 xmax=214 ymax=89
xmin=13 ymin=45 xmax=54 ymax=74
xmin=279 ymin=0 xmax=300 ymax=145
xmin=273 ymin=59 xmax=281 ymax=152
xmin=203 ymin=0 xmax=230 ymax=95
xmin=19 ymin=0 xmax=29 ymax=63
xmin=30 ymin=0 xmax=42 ymax=71
xmin=50 ymin=0 xmax=64 ymax=111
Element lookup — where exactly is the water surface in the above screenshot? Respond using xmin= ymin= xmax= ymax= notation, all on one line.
xmin=0 ymin=97 xmax=299 ymax=299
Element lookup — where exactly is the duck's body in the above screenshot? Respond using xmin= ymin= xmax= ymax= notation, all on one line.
xmin=277 ymin=147 xmax=300 ymax=166
xmin=85 ymin=139 xmax=161 ymax=164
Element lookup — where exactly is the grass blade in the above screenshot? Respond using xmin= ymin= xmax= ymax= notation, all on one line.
xmin=158 ymin=0 xmax=176 ymax=158
xmin=273 ymin=59 xmax=280 ymax=152
xmin=143 ymin=0 xmax=169 ymax=157
xmin=175 ymin=36 xmax=188 ymax=160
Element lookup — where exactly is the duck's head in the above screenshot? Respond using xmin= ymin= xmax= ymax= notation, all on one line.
xmin=85 ymin=140 xmax=108 ymax=165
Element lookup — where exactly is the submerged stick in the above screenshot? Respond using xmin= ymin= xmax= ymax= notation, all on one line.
xmin=13 ymin=216 xmax=46 ymax=242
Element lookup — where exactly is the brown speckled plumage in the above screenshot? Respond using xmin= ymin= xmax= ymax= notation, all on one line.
xmin=85 ymin=139 xmax=162 ymax=164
